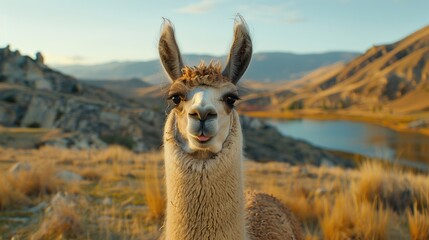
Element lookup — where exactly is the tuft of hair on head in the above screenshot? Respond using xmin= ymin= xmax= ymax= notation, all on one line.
xmin=181 ymin=61 xmax=223 ymax=80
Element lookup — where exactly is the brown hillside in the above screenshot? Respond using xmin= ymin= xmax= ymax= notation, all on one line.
xmin=243 ymin=25 xmax=429 ymax=114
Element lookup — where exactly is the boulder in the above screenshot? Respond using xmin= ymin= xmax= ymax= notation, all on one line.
xmin=102 ymin=197 xmax=113 ymax=206
xmin=56 ymin=170 xmax=83 ymax=182
xmin=35 ymin=52 xmax=44 ymax=64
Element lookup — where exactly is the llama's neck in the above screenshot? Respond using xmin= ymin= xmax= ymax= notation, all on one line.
xmin=163 ymin=111 xmax=246 ymax=240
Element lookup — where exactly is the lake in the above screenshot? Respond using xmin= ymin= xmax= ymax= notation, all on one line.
xmin=269 ymin=119 xmax=429 ymax=170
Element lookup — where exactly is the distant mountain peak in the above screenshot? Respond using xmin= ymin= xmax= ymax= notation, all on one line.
xmin=55 ymin=51 xmax=359 ymax=84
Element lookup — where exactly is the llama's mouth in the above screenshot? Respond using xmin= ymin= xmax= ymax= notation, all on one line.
xmin=195 ymin=135 xmax=212 ymax=143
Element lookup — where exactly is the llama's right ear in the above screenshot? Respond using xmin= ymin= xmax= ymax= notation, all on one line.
xmin=222 ymin=15 xmax=252 ymax=84
xmin=159 ymin=18 xmax=184 ymax=82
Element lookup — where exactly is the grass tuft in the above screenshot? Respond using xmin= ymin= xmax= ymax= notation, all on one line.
xmin=321 ymin=193 xmax=389 ymax=240
xmin=407 ymin=203 xmax=429 ymax=240
xmin=32 ymin=198 xmax=82 ymax=239
xmin=7 ymin=163 xmax=62 ymax=197
xmin=144 ymin=156 xmax=166 ymax=220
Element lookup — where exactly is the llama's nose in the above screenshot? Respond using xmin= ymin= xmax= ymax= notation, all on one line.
xmin=189 ymin=107 xmax=217 ymax=121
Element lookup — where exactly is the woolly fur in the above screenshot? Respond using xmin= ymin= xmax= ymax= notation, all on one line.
xmin=163 ymin=110 xmax=247 ymax=240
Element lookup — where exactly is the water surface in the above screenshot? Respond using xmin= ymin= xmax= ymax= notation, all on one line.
xmin=269 ymin=119 xmax=429 ymax=170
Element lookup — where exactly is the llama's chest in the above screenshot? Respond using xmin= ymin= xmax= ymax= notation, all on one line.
xmin=165 ymin=173 xmax=246 ymax=240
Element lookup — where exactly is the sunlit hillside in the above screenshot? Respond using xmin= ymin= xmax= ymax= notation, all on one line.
xmin=243 ymin=25 xmax=429 ymax=115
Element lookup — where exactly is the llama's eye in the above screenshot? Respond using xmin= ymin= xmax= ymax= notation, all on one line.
xmin=170 ymin=95 xmax=182 ymax=105
xmin=223 ymin=94 xmax=239 ymax=107
xmin=226 ymin=96 xmax=236 ymax=106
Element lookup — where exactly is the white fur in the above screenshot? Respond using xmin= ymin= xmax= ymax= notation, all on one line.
xmin=176 ymin=85 xmax=235 ymax=154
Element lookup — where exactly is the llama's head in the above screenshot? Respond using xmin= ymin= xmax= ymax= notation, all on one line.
xmin=159 ymin=15 xmax=252 ymax=155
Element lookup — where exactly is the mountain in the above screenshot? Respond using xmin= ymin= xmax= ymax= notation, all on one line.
xmin=0 ymin=45 xmax=163 ymax=151
xmin=242 ymin=26 xmax=429 ymax=114
xmin=80 ymin=78 xmax=151 ymax=97
xmin=0 ymin=46 xmax=350 ymax=166
xmin=54 ymin=52 xmax=359 ymax=84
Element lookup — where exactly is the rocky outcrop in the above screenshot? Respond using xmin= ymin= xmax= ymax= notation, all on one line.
xmin=0 ymin=46 xmax=81 ymax=93
xmin=240 ymin=116 xmax=352 ymax=167
xmin=0 ymin=46 xmax=164 ymax=151
xmin=38 ymin=132 xmax=108 ymax=150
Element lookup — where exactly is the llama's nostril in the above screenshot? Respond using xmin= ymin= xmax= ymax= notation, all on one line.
xmin=206 ymin=112 xmax=217 ymax=120
xmin=189 ymin=109 xmax=217 ymax=121
xmin=189 ymin=112 xmax=199 ymax=120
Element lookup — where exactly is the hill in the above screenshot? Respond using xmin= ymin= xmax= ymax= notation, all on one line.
xmin=54 ymin=52 xmax=359 ymax=84
xmin=0 ymin=46 xmax=350 ymax=166
xmin=0 ymin=46 xmax=163 ymax=150
xmin=243 ymin=26 xmax=429 ymax=115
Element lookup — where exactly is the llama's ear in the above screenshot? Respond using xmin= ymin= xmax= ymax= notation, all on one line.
xmin=159 ymin=18 xmax=184 ymax=82
xmin=222 ymin=15 xmax=252 ymax=84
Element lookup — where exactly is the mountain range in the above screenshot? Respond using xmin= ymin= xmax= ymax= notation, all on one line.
xmin=0 ymin=45 xmax=348 ymax=165
xmin=55 ymin=52 xmax=359 ymax=84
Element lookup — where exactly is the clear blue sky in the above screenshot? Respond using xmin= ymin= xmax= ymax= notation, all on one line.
xmin=0 ymin=0 xmax=428 ymax=65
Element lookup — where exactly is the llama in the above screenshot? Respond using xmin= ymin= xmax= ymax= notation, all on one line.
xmin=159 ymin=15 xmax=303 ymax=240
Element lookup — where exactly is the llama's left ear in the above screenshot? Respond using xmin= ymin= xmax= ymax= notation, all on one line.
xmin=159 ymin=18 xmax=184 ymax=82
xmin=222 ymin=15 xmax=252 ymax=84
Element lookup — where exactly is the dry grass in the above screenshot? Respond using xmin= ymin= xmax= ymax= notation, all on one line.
xmin=80 ymin=168 xmax=103 ymax=181
xmin=352 ymin=162 xmax=412 ymax=212
xmin=320 ymin=194 xmax=389 ymax=240
xmin=1 ymin=146 xmax=428 ymax=239
xmin=0 ymin=163 xmax=62 ymax=209
xmin=93 ymin=145 xmax=136 ymax=164
xmin=7 ymin=163 xmax=63 ymax=197
xmin=247 ymin=161 xmax=429 ymax=240
xmin=143 ymin=155 xmax=166 ymax=220
xmin=0 ymin=176 xmax=28 ymax=209
xmin=408 ymin=203 xmax=429 ymax=240
xmin=263 ymin=177 xmax=326 ymax=225
xmin=32 ymin=198 xmax=82 ymax=240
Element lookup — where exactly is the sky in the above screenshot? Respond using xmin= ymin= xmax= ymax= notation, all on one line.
xmin=0 ymin=0 xmax=428 ymax=66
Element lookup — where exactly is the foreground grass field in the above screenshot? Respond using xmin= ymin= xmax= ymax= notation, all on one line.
xmin=0 ymin=146 xmax=428 ymax=239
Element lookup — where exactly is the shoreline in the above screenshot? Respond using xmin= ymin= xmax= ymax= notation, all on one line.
xmin=242 ymin=110 xmax=429 ymax=172
xmin=241 ymin=110 xmax=429 ymax=137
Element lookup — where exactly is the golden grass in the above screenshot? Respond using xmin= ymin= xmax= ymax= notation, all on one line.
xmin=351 ymin=161 xmax=412 ymax=212
xmin=1 ymin=146 xmax=428 ymax=239
xmin=320 ymin=194 xmax=389 ymax=240
xmin=407 ymin=203 xmax=429 ymax=240
xmin=80 ymin=168 xmax=103 ymax=181
xmin=7 ymin=163 xmax=63 ymax=197
xmin=32 ymin=199 xmax=82 ymax=240
xmin=0 ymin=176 xmax=28 ymax=209
xmin=263 ymin=179 xmax=326 ymax=224
xmin=143 ymin=154 xmax=166 ymax=220
xmin=93 ymin=145 xmax=136 ymax=164
xmin=0 ymin=163 xmax=62 ymax=209
xmin=247 ymin=160 xmax=429 ymax=240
